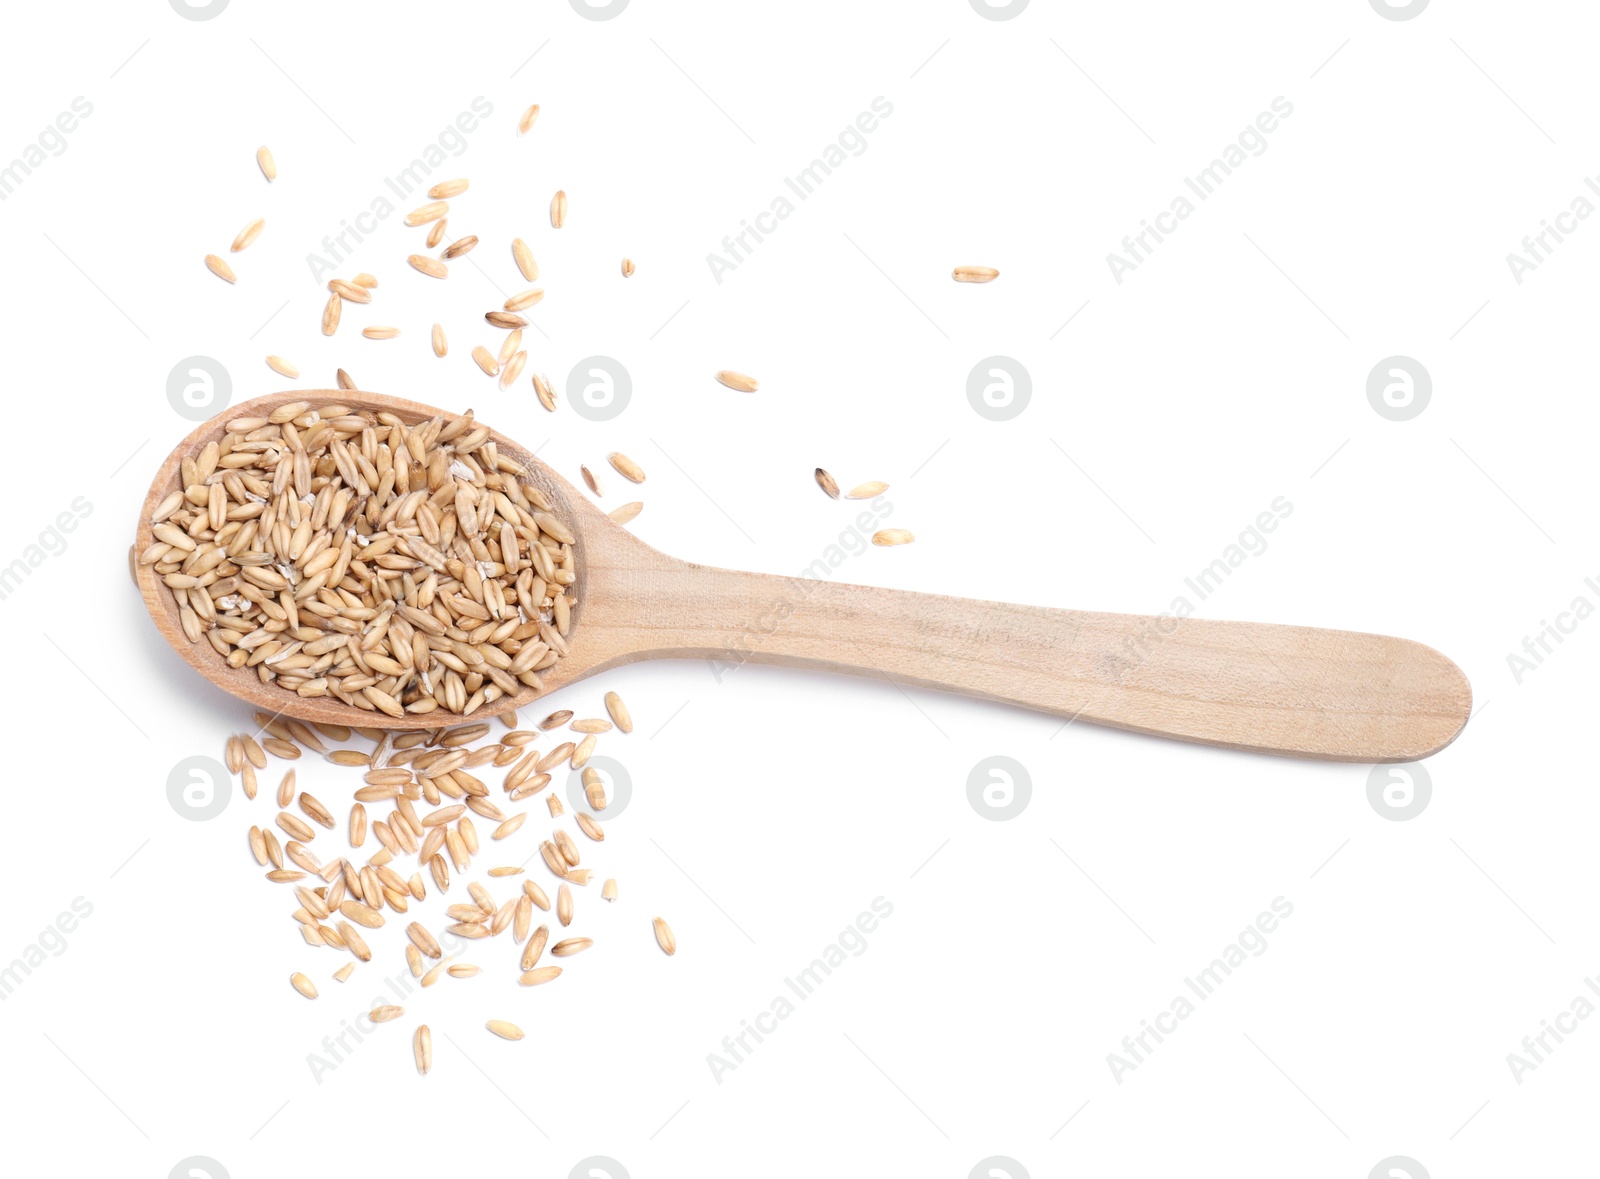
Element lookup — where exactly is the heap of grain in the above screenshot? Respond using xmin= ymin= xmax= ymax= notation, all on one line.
xmin=140 ymin=402 xmax=577 ymax=718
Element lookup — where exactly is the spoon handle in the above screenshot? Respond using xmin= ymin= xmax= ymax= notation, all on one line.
xmin=604 ymin=567 xmax=1470 ymax=761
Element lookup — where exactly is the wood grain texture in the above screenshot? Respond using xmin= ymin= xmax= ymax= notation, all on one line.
xmin=136 ymin=390 xmax=1471 ymax=760
xmin=571 ymin=551 xmax=1471 ymax=763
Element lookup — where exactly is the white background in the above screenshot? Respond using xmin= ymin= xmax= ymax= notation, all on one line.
xmin=0 ymin=1 xmax=1594 ymax=1176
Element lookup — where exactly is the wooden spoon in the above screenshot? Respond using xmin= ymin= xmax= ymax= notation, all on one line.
xmin=135 ymin=390 xmax=1470 ymax=761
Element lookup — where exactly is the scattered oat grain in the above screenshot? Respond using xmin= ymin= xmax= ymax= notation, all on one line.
xmin=604 ymin=691 xmax=633 ymax=733
xmin=512 ymin=238 xmax=538 ymax=281
xmin=231 ymin=219 xmax=265 ymax=252
xmin=499 ymin=351 xmax=527 ymax=390
xmin=404 ymin=201 xmax=448 ymax=227
xmin=653 ymin=916 xmax=676 ymax=956
xmin=409 ymin=254 xmax=448 ymax=278
xmin=608 ymin=452 xmax=645 ymax=483
xmin=715 ymin=370 xmax=758 ymax=392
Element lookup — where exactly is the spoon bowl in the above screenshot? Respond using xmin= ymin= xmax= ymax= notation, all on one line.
xmin=136 ymin=390 xmax=606 ymax=730
xmin=136 ymin=390 xmax=1472 ymax=760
